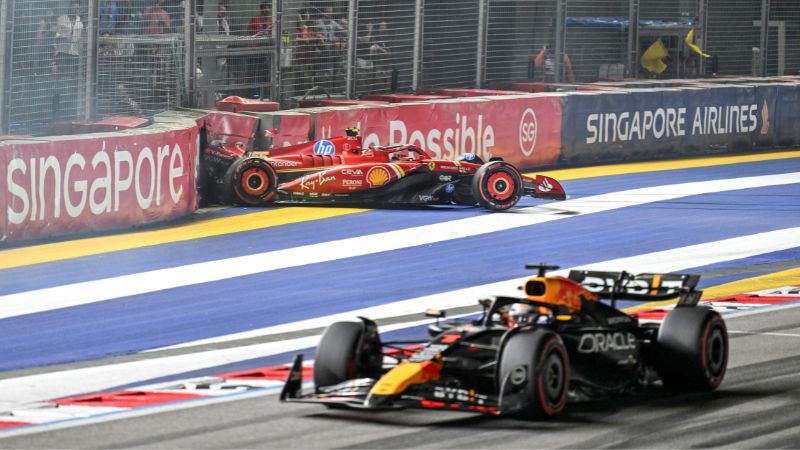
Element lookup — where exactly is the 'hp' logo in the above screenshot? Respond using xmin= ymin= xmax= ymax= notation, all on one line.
xmin=313 ymin=140 xmax=336 ymax=155
xmin=519 ymin=108 xmax=538 ymax=157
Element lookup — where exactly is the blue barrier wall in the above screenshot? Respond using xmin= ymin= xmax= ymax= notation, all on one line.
xmin=559 ymin=83 xmax=799 ymax=163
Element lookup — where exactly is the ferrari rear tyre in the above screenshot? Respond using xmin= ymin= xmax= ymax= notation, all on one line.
xmin=499 ymin=329 xmax=569 ymax=419
xmin=224 ymin=157 xmax=278 ymax=206
xmin=655 ymin=307 xmax=728 ymax=391
xmin=471 ymin=161 xmax=523 ymax=211
xmin=313 ymin=321 xmax=382 ymax=391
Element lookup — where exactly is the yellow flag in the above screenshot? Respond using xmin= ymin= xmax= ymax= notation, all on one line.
xmin=686 ymin=28 xmax=711 ymax=58
xmin=641 ymin=39 xmax=668 ymax=74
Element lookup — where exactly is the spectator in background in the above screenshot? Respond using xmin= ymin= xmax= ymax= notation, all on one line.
xmin=357 ymin=21 xmax=389 ymax=68
xmin=215 ymin=3 xmax=231 ymax=35
xmin=316 ymin=7 xmax=345 ymax=44
xmin=293 ymin=9 xmax=322 ymax=93
xmin=54 ymin=1 xmax=84 ymax=119
xmin=143 ymin=0 xmax=170 ymax=34
xmin=55 ymin=2 xmax=84 ymax=59
xmin=370 ymin=21 xmax=390 ymax=60
xmin=356 ymin=20 xmax=376 ymax=69
xmin=99 ymin=0 xmax=118 ymax=35
xmin=115 ymin=0 xmax=142 ymax=60
xmin=533 ymin=43 xmax=575 ymax=83
xmin=248 ymin=2 xmax=272 ymax=36
xmin=166 ymin=0 xmax=183 ymax=33
xmin=316 ymin=7 xmax=346 ymax=91
xmin=117 ymin=0 xmax=144 ymax=35
xmin=247 ymin=2 xmax=272 ymax=84
xmin=214 ymin=4 xmax=232 ymax=80
xmin=297 ymin=7 xmax=312 ymax=27
xmin=295 ymin=9 xmax=322 ymax=61
xmin=33 ymin=10 xmax=57 ymax=76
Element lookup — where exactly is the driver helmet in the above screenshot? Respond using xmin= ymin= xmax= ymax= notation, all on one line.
xmin=508 ymin=303 xmax=536 ymax=328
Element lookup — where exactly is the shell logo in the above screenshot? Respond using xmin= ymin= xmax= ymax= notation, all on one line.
xmin=367 ymin=166 xmax=391 ymax=187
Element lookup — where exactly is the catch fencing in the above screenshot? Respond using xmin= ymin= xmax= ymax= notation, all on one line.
xmin=1 ymin=0 xmax=799 ymax=135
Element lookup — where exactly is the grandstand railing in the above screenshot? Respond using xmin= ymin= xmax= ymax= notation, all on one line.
xmin=1 ymin=0 xmax=798 ymax=135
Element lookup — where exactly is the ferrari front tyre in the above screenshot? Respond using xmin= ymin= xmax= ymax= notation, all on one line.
xmin=313 ymin=321 xmax=382 ymax=391
xmin=655 ymin=307 xmax=728 ymax=391
xmin=499 ymin=329 xmax=569 ymax=419
xmin=224 ymin=157 xmax=278 ymax=206
xmin=471 ymin=161 xmax=523 ymax=211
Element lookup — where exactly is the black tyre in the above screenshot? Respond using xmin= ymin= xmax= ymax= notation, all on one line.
xmin=313 ymin=321 xmax=382 ymax=390
xmin=499 ymin=329 xmax=569 ymax=419
xmin=224 ymin=157 xmax=278 ymax=206
xmin=471 ymin=161 xmax=523 ymax=211
xmin=656 ymin=307 xmax=728 ymax=391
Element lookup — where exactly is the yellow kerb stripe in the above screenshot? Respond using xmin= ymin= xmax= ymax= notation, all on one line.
xmin=4 ymin=150 xmax=798 ymax=270
xmin=0 ymin=207 xmax=367 ymax=270
xmin=625 ymin=266 xmax=800 ymax=313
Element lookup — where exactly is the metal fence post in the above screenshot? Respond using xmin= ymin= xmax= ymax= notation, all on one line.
xmin=271 ymin=0 xmax=281 ymax=102
xmin=554 ymin=0 xmax=566 ymax=83
xmin=85 ymin=0 xmax=98 ymax=121
xmin=412 ymin=0 xmax=423 ymax=91
xmin=627 ymin=0 xmax=639 ymax=78
xmin=697 ymin=0 xmax=708 ymax=76
xmin=476 ymin=0 xmax=488 ymax=88
xmin=0 ymin=0 xmax=10 ymax=132
xmin=759 ymin=0 xmax=770 ymax=76
xmin=184 ymin=0 xmax=196 ymax=108
xmin=345 ymin=0 xmax=357 ymax=99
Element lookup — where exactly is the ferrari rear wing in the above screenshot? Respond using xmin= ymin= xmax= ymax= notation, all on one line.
xmin=567 ymin=270 xmax=702 ymax=307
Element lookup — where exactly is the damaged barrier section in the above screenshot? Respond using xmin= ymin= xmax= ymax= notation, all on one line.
xmin=4 ymin=79 xmax=800 ymax=242
xmin=1 ymin=118 xmax=199 ymax=242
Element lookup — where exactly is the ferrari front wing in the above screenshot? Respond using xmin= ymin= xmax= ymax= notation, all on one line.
xmin=524 ymin=175 xmax=567 ymax=201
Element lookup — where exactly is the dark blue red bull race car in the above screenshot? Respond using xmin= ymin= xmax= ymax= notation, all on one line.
xmin=281 ymin=265 xmax=729 ymax=419
xmin=201 ymin=129 xmax=566 ymax=211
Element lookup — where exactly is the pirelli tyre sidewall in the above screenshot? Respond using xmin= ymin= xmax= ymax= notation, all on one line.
xmin=224 ymin=157 xmax=278 ymax=206
xmin=472 ymin=161 xmax=523 ymax=211
xmin=499 ymin=329 xmax=570 ymax=419
xmin=314 ymin=322 xmax=364 ymax=391
xmin=656 ymin=307 xmax=729 ymax=391
xmin=313 ymin=321 xmax=382 ymax=393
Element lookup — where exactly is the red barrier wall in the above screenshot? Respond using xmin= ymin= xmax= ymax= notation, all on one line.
xmin=312 ymin=95 xmax=562 ymax=169
xmin=1 ymin=127 xmax=198 ymax=242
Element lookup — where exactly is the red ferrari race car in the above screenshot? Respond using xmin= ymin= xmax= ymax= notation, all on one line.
xmin=200 ymin=129 xmax=566 ymax=211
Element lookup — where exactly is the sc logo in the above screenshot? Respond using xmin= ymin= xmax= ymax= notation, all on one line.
xmin=519 ymin=108 xmax=538 ymax=157
xmin=313 ymin=140 xmax=336 ymax=155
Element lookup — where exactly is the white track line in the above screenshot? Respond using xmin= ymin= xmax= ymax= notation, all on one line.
xmin=0 ymin=172 xmax=798 ymax=320
xmin=160 ymin=226 xmax=800 ymax=349
xmin=1 ymin=228 xmax=798 ymax=406
xmin=729 ymin=331 xmax=800 ymax=338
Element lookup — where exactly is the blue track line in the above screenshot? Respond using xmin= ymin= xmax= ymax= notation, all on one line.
xmin=0 ymin=182 xmax=797 ymax=371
